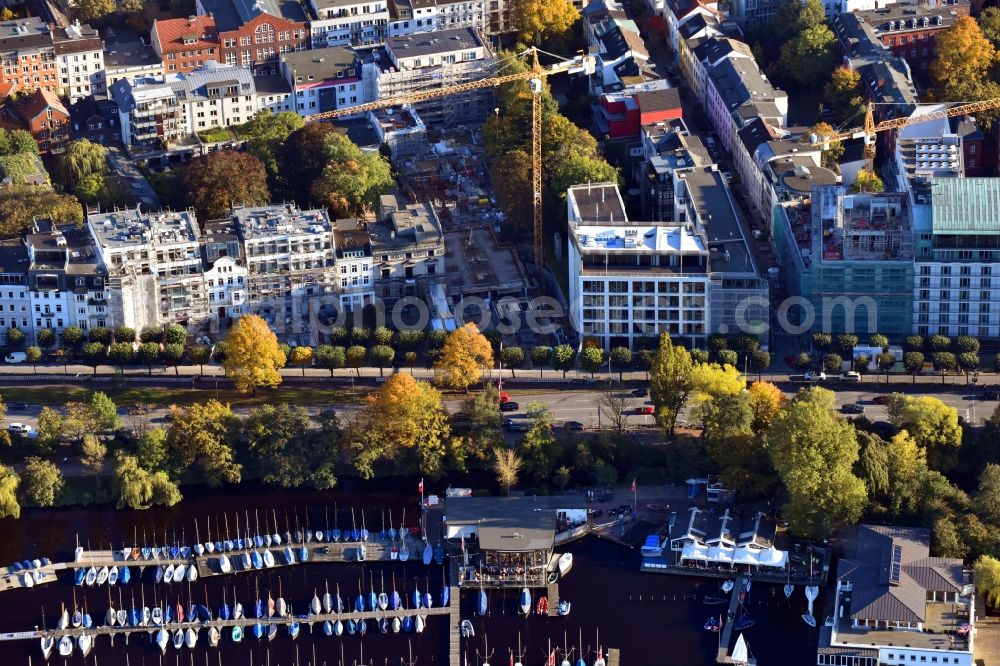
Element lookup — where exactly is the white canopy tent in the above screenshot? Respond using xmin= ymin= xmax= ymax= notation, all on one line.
xmin=707 ymin=545 xmax=735 ymax=564
xmin=732 ymin=546 xmax=760 ymax=566
xmin=680 ymin=542 xmax=710 ymax=562
xmin=756 ymin=547 xmax=788 ymax=568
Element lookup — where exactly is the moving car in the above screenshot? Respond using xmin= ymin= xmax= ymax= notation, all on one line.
xmin=840 ymin=371 xmax=862 ymax=383
xmin=635 ymin=405 xmax=654 ymax=415
xmin=503 ymin=418 xmax=529 ymax=432
xmin=630 ymin=388 xmax=648 ymax=398
xmin=4 ymin=352 xmax=26 ymax=363
xmin=7 ymin=423 xmax=32 ymax=434
xmin=498 ymin=401 xmax=519 ymax=412
xmin=563 ymin=421 xmax=584 ymax=431
xmin=872 ymin=395 xmax=889 ymax=405
xmin=840 ymin=403 xmax=865 ymax=414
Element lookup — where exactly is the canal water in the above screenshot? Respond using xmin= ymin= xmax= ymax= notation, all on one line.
xmin=0 ymin=482 xmax=823 ymax=665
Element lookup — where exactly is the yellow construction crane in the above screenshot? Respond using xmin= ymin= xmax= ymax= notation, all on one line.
xmin=306 ymin=48 xmax=596 ymax=268
xmin=816 ymin=98 xmax=1000 ymax=172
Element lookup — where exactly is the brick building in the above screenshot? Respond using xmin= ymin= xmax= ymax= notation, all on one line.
xmin=852 ymin=0 xmax=969 ymax=73
xmin=197 ymin=0 xmax=310 ymax=75
xmin=0 ymin=88 xmax=70 ymax=154
xmin=151 ymin=14 xmax=221 ymax=74
xmin=0 ymin=18 xmax=59 ymax=97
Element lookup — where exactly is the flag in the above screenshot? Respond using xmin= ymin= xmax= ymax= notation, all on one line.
xmin=548 ymin=650 xmax=556 ymax=666
xmin=418 ymin=479 xmax=424 ymax=494
xmin=631 ymin=477 xmax=637 ymax=493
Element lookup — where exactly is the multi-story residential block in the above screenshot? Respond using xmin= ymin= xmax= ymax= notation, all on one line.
xmin=851 ymin=0 xmax=968 ymax=74
xmin=663 ymin=0 xmax=721 ymax=60
xmin=683 ymin=37 xmax=752 ymax=114
xmin=728 ymin=0 xmax=780 ymax=29
xmin=595 ymin=79 xmax=682 ymax=140
xmin=52 ymin=21 xmax=104 ymax=101
xmin=912 ymin=178 xmax=1000 ymax=339
xmin=151 ymin=15 xmax=221 ymax=75
xmin=103 ymin=33 xmax=165 ymax=87
xmin=369 ymin=106 xmax=427 ymax=159
xmin=197 ymin=0 xmax=309 ymax=75
xmin=253 ymin=74 xmax=294 ymax=113
xmin=173 ymin=61 xmax=258 ymax=132
xmin=332 ymin=218 xmax=375 ymax=310
xmin=68 ymin=96 xmax=121 ymax=146
xmin=818 ymin=524 xmax=972 ymax=666
xmin=371 ymin=28 xmax=495 ymax=124
xmin=0 ymin=88 xmax=70 ymax=154
xmin=891 ymin=104 xmax=964 ymax=199
xmin=0 ymin=18 xmax=59 ymax=97
xmin=280 ymin=47 xmax=365 ymax=117
xmin=87 ymin=208 xmax=208 ymax=331
xmin=231 ymin=204 xmax=336 ymax=332
xmin=639 ymin=120 xmax=712 ymax=221
xmin=705 ymin=55 xmax=787 ymax=159
xmin=23 ymin=219 xmax=110 ymax=336
xmin=582 ymin=2 xmax=651 ymax=94
xmin=369 ymin=193 xmax=444 ymax=301
xmin=110 ymin=76 xmax=188 ymax=150
xmin=201 ymin=219 xmax=249 ymax=326
xmin=674 ymin=166 xmax=769 ymax=340
xmin=567 ymin=182 xmax=711 ymax=350
xmin=308 ymin=0 xmax=389 ymax=48
xmin=774 ymin=185 xmax=914 ymax=337
xmin=0 ymin=239 xmax=30 ymax=339
xmin=386 ymin=0 xmax=487 ymax=37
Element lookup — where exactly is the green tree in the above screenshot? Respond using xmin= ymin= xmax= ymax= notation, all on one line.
xmin=80 ymin=433 xmax=107 ymax=478
xmin=162 ymin=343 xmax=185 ymax=374
xmin=777 ymin=23 xmax=839 ymax=91
xmin=113 ymin=452 xmax=153 ymax=510
xmin=188 ymin=345 xmax=210 ymax=375
xmin=89 ymin=391 xmax=120 ymax=431
xmin=150 ymin=472 xmax=183 ymax=506
xmin=836 ymin=333 xmax=859 ymax=356
xmin=37 ymin=328 xmax=55 ymax=351
xmin=703 ymin=391 xmax=776 ymax=497
xmin=24 ymin=345 xmax=41 ymax=373
xmin=137 ymin=428 xmax=169 ymax=472
xmin=520 ymin=402 xmax=558 ymax=480
xmin=650 ymin=334 xmax=693 ymax=435
xmin=223 ymin=314 xmax=285 ymax=394
xmin=113 ymin=326 xmax=135 ymax=344
xmin=932 ymin=352 xmax=957 ymax=383
xmin=345 ymin=345 xmax=366 ymax=376
xmin=165 ymin=400 xmax=241 ymax=486
xmin=976 ymin=555 xmax=1000 ymax=608
xmin=462 ymin=385 xmax=503 ymax=461
xmin=975 ymin=464 xmax=1000 ymax=526
xmin=580 ymin=346 xmax=604 ymax=378
xmin=241 ymin=110 xmax=304 ymax=190
xmin=493 ymin=448 xmax=522 ymax=495
xmin=372 ymin=326 xmax=393 ymax=346
xmin=316 ymin=344 xmax=346 ymax=376
xmin=608 ymin=346 xmax=632 ymax=381
xmin=490 ymin=151 xmax=531 ymax=232
xmin=139 ymin=325 xmax=162 ymax=344
xmin=898 ymin=396 xmax=962 ymax=471
xmin=0 ymin=186 xmax=82 ymax=238
xmin=959 ymin=351 xmax=980 ymax=380
xmin=56 ymin=139 xmax=108 ymax=200
xmin=182 ymin=150 xmax=270 ymax=221
xmin=822 ymin=67 xmax=866 ymax=124
xmin=528 ymin=346 xmax=551 ymax=378
xmin=822 ymin=353 xmax=843 ymax=374
xmin=244 ymin=404 xmax=338 ymax=488
xmin=877 ymin=352 xmax=896 ymax=382
xmin=81 ymin=342 xmax=104 ymax=375
xmin=717 ymin=349 xmax=739 ymax=368
xmin=768 ymin=388 xmax=868 ymax=538
xmin=0 ymin=465 xmax=19 ymax=518
xmin=163 ymin=324 xmax=187 ymax=346
xmin=512 ymin=0 xmax=579 ymax=42
xmin=35 ymin=407 xmax=63 ymax=453
xmin=903 ymin=335 xmax=924 ymax=352
xmin=61 ymin=326 xmax=84 ymax=351
xmin=136 ymin=342 xmax=160 ymax=375
xmin=500 ymin=346 xmax=525 ymax=378
xmin=19 ymin=457 xmax=63 ymax=507
xmin=370 ymin=344 xmax=395 ymax=377
xmin=6 ymin=327 xmax=24 ymax=347
xmin=903 ymin=351 xmax=924 ymax=384
xmin=108 ymin=342 xmax=133 ymax=372
xmin=552 ymin=344 xmax=576 ymax=378
xmin=73 ymin=0 xmax=116 ymax=20
xmin=309 ymin=133 xmax=393 ymax=218
xmin=89 ymin=327 xmax=112 ymax=345
xmin=811 ymin=332 xmax=831 ymax=352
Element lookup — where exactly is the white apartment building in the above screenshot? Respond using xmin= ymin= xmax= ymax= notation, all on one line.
xmin=386 ymin=0 xmax=487 ymax=37
xmin=913 ymin=178 xmax=1000 ymax=339
xmin=280 ymin=47 xmax=366 ymax=117
xmin=172 ymin=61 xmax=258 ymax=132
xmin=52 ymin=21 xmax=105 ymax=102
xmin=254 ymin=74 xmax=294 ymax=113
xmin=705 ymin=55 xmax=787 ymax=159
xmin=567 ymin=183 xmax=712 ymax=350
xmin=332 ymin=220 xmax=375 ymax=310
xmin=371 ymin=27 xmax=495 ymax=124
xmin=0 ymin=240 xmax=31 ymax=339
xmin=201 ymin=220 xmax=249 ymax=326
xmin=369 ymin=194 xmax=445 ymax=300
xmin=87 ymin=208 xmax=208 ymax=331
xmin=309 ymin=0 xmax=389 ymax=48
xmin=110 ymin=77 xmax=187 ymax=150
xmin=232 ymin=204 xmax=337 ymax=333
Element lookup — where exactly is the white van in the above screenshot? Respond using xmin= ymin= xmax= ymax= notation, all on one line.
xmin=840 ymin=371 xmax=862 ymax=383
xmin=4 ymin=351 xmax=26 ymax=363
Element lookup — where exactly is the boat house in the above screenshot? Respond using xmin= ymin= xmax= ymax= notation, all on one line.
xmin=658 ymin=507 xmax=787 ymax=573
xmin=443 ymin=496 xmax=586 ymax=588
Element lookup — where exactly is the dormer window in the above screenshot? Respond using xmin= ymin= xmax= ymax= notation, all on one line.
xmin=183 ymin=35 xmax=197 ymax=45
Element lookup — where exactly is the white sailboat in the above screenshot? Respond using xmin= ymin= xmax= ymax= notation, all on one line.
xmin=156 ymin=628 xmax=169 ymax=654
xmin=802 ymin=585 xmax=819 ymax=627
xmin=558 ymin=553 xmax=573 ymax=577
xmin=57 ymin=635 xmax=73 ymax=657
xmin=731 ymin=633 xmax=753 ymax=665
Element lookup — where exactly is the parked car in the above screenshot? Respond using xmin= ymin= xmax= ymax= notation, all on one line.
xmin=840 ymin=403 xmax=865 ymax=414
xmin=609 ymin=504 xmax=633 ymax=516
xmin=840 ymin=372 xmax=862 ymax=383
xmin=563 ymin=421 xmax=584 ymax=431
xmin=635 ymin=405 xmax=654 ymax=415
xmin=630 ymin=388 xmax=648 ymax=398
xmin=498 ymin=401 xmax=519 ymax=412
xmin=7 ymin=423 xmax=32 ymax=434
xmin=587 ymin=508 xmax=603 ymax=518
xmin=872 ymin=395 xmax=889 ymax=405
xmin=4 ymin=352 xmax=26 ymax=363
xmin=983 ymin=390 xmax=1000 ymax=401
xmin=587 ymin=489 xmax=614 ymax=503
xmin=503 ymin=418 xmax=529 ymax=432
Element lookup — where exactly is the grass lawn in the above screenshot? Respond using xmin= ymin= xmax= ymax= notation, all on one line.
xmin=197 ymin=127 xmax=235 ymax=143
xmin=0 ymin=385 xmax=361 ymax=407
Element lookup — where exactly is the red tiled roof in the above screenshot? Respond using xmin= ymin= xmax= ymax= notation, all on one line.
xmin=18 ymin=89 xmax=68 ymax=120
xmin=152 ymin=15 xmax=219 ymax=53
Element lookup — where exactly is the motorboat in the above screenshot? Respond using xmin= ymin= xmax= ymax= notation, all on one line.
xmin=156 ymin=628 xmax=169 ymax=654
xmin=77 ymin=633 xmax=92 ymax=658
xmin=415 ymin=615 xmax=425 ymax=634
xmin=108 ymin=566 xmax=119 ymax=585
xmin=519 ymin=587 xmax=531 ymax=615
xmin=558 ymin=600 xmax=571 ymax=616
xmin=96 ymin=567 xmax=109 ymax=585
xmin=84 ymin=567 xmax=97 ymax=586
xmin=219 ymin=554 xmax=231 ymax=573
xmin=461 ymin=619 xmax=474 ymax=638
xmin=187 ymin=565 xmax=198 ymax=582
xmin=58 ymin=635 xmax=73 ymax=657
xmin=262 ymin=550 xmax=275 ymax=568
xmin=722 ymin=580 xmax=735 ymax=593
xmin=163 ymin=564 xmax=175 ymax=583
xmin=558 ymin=553 xmax=573 ymax=577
